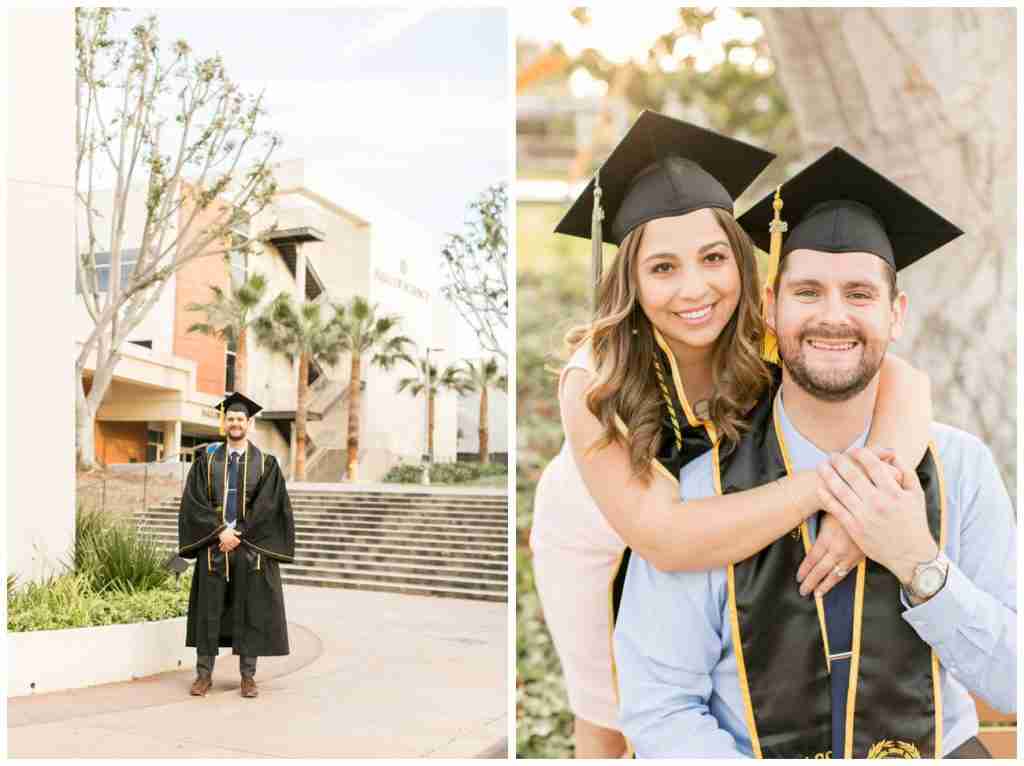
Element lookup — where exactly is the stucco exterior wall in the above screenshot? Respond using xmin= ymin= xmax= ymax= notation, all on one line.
xmin=9 ymin=9 xmax=76 ymax=582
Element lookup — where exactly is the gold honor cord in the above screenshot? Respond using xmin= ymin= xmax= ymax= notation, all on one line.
xmin=591 ymin=169 xmax=605 ymax=313
xmin=761 ymin=186 xmax=786 ymax=365
xmin=606 ymin=329 xmax=717 ymax=758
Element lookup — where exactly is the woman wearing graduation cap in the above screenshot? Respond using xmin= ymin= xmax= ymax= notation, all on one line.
xmin=528 ymin=112 xmax=935 ymax=757
xmin=178 ymin=392 xmax=296 ymax=698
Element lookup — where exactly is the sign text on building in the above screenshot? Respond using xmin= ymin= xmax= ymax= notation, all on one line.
xmin=374 ymin=269 xmax=430 ymax=303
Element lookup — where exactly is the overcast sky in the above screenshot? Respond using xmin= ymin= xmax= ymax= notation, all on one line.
xmin=112 ymin=8 xmax=509 ymax=357
xmin=118 ymin=8 xmax=509 ymax=246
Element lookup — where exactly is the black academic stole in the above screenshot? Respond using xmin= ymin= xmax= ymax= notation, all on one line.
xmin=205 ymin=442 xmax=265 ymax=525
xmin=204 ymin=442 xmax=266 ymax=580
xmin=717 ymin=390 xmax=947 ymax=759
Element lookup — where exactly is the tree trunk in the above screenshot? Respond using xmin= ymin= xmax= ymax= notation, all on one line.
xmin=427 ymin=390 xmax=435 ymax=460
xmin=235 ymin=326 xmax=247 ymax=394
xmin=478 ymin=385 xmax=489 ymax=464
xmin=75 ymin=370 xmax=97 ymax=470
xmin=295 ymin=353 xmax=309 ymax=481
xmin=757 ymin=7 xmax=1016 ymax=491
xmin=345 ymin=353 xmax=362 ymax=481
xmin=76 ymin=343 xmax=121 ymax=471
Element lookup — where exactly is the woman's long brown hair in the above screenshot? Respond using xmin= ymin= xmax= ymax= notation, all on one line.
xmin=565 ymin=208 xmax=773 ymax=479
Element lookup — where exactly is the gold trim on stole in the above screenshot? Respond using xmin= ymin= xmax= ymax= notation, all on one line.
xmin=929 ymin=443 xmax=947 ymax=758
xmin=220 ymin=445 xmax=229 ymax=525
xmin=843 ymin=561 xmax=866 ymax=757
xmin=772 ymin=401 xmax=832 ymax=672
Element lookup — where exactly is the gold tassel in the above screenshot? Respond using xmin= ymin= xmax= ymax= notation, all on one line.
xmin=218 ymin=402 xmax=225 ymax=436
xmin=591 ymin=170 xmax=605 ymax=313
xmin=761 ymin=186 xmax=787 ymax=365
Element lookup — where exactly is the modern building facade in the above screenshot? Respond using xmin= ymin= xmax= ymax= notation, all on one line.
xmin=75 ymin=158 xmax=463 ymax=480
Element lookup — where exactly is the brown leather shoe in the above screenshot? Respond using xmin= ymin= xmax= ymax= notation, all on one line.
xmin=190 ymin=674 xmax=212 ymax=696
xmin=240 ymin=676 xmax=258 ymax=698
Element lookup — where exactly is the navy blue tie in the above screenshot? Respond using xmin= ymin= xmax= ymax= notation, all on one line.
xmin=226 ymin=452 xmax=240 ymax=525
xmin=821 ymin=513 xmax=856 ymax=758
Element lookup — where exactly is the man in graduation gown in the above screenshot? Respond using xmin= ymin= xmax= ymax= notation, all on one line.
xmin=613 ymin=148 xmax=1016 ymax=757
xmin=178 ymin=392 xmax=295 ymax=698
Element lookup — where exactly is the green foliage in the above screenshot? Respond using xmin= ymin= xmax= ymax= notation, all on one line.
xmin=8 ymin=573 xmax=192 ymax=633
xmin=441 ymin=183 xmax=509 ymax=359
xmin=252 ymin=292 xmax=343 ymax=368
xmin=461 ymin=356 xmax=508 ymax=394
xmin=396 ymin=356 xmax=472 ymax=399
xmin=74 ymin=508 xmax=172 ymax=593
xmin=516 ymin=207 xmax=591 ymax=758
xmin=185 ymin=272 xmax=270 ymax=345
xmin=517 ymin=507 xmax=574 ymax=757
xmin=330 ymin=295 xmax=412 ymax=368
xmin=381 ymin=461 xmax=508 ymax=485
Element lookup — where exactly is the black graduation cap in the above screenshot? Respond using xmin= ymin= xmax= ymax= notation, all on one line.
xmin=555 ymin=110 xmax=775 ymax=246
xmin=217 ymin=392 xmax=262 ymax=418
xmin=738 ymin=147 xmax=963 ymax=271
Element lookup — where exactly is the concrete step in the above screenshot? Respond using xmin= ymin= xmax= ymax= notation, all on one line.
xmin=278 ymin=563 xmax=506 ymax=592
xmin=139 ymin=508 xmax=507 ymax=526
xmin=286 ymin=557 xmax=507 ymax=582
xmin=153 ymin=498 xmax=507 ymax=513
xmin=138 ymin=517 xmax=507 ymax=539
xmin=146 ymin=530 xmax=508 ymax=555
xmin=280 ymin=574 xmax=505 ymax=602
xmin=160 ymin=490 xmax=506 ymax=501
xmin=291 ymin=546 xmax=507 ymax=570
xmin=143 ymin=485 xmax=509 ymax=602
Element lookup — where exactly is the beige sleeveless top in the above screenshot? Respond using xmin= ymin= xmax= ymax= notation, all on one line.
xmin=529 ymin=343 xmax=626 ymax=557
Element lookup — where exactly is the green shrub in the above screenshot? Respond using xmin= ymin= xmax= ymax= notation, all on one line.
xmin=74 ymin=507 xmax=171 ymax=592
xmin=8 ymin=572 xmax=192 ymax=632
xmin=381 ymin=461 xmax=509 ymax=484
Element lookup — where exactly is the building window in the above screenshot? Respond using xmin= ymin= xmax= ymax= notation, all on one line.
xmin=129 ymin=340 xmax=152 ymax=349
xmin=229 ymin=249 xmax=248 ymax=288
xmin=78 ymin=249 xmax=141 ymax=293
xmin=225 ymin=336 xmax=237 ymax=394
xmin=181 ymin=434 xmax=207 ymax=463
xmin=146 ymin=430 xmax=164 ymax=463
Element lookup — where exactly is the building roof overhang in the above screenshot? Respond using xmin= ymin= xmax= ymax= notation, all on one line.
xmin=263 ymin=226 xmax=326 ymax=246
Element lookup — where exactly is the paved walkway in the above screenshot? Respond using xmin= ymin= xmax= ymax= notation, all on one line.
xmin=8 ymin=586 xmax=508 ymax=758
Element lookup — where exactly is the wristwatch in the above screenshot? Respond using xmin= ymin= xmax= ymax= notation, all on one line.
xmin=906 ymin=551 xmax=950 ymax=603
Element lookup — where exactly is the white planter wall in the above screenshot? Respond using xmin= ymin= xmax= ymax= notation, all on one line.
xmin=8 ymin=617 xmax=196 ymax=697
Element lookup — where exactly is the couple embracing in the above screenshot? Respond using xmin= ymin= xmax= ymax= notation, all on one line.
xmin=530 ymin=111 xmax=1015 ymax=758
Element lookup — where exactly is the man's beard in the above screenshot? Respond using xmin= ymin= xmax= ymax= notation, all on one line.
xmin=778 ymin=323 xmax=887 ymax=402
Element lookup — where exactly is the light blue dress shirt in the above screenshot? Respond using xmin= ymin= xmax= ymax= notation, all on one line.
xmin=613 ymin=393 xmax=1017 ymax=757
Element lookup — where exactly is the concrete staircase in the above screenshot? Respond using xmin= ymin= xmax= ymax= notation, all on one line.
xmin=136 ymin=487 xmax=508 ymax=602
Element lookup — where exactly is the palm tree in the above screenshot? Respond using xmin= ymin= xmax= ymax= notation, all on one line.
xmin=185 ymin=272 xmax=269 ymax=394
xmin=252 ymin=293 xmax=342 ymax=480
xmin=331 ymin=296 xmax=412 ymax=481
xmin=396 ymin=355 xmax=472 ymax=461
xmin=461 ymin=357 xmax=507 ymax=464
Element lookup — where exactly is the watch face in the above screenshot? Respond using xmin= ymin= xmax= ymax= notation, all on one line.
xmin=917 ymin=567 xmax=944 ymax=595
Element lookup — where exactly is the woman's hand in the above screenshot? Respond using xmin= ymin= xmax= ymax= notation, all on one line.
xmin=796 ymin=510 xmax=865 ymax=598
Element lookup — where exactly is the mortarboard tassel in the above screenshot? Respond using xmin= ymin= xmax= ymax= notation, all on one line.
xmin=591 ymin=170 xmax=604 ymax=313
xmin=218 ymin=402 xmax=225 ymax=436
xmin=761 ymin=186 xmax=787 ymax=366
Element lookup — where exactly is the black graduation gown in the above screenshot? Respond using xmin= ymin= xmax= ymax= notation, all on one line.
xmin=177 ymin=443 xmax=295 ymax=657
